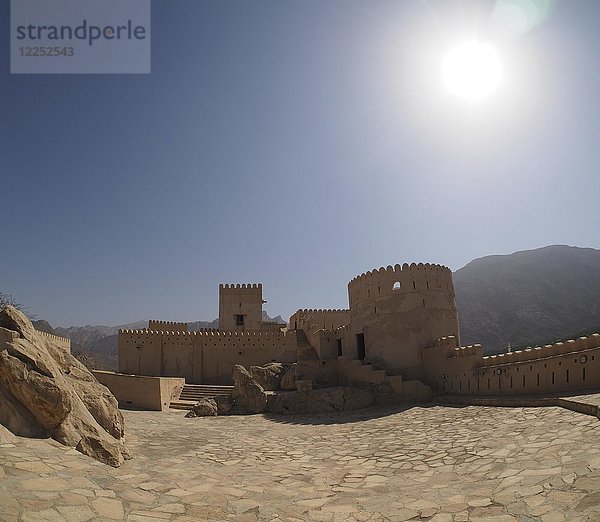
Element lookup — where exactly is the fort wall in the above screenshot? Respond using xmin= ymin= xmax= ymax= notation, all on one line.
xmin=37 ymin=330 xmax=71 ymax=353
xmin=118 ymin=329 xmax=296 ymax=385
xmin=289 ymin=308 xmax=350 ymax=350
xmin=347 ymin=263 xmax=459 ymax=380
xmin=148 ymin=320 xmax=188 ymax=332
xmin=423 ymin=334 xmax=600 ymax=396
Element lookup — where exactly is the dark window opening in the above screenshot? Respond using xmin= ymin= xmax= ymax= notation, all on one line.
xmin=552 ymin=371 xmax=555 ymax=384
xmin=426 ymin=281 xmax=430 ymax=289
xmin=522 ymin=375 xmax=526 ymax=387
xmin=566 ymin=369 xmax=570 ymax=383
xmin=583 ymin=367 xmax=586 ymax=381
xmin=537 ymin=374 xmax=540 ymax=386
xmin=235 ymin=314 xmax=244 ymax=326
xmin=356 ymin=333 xmax=366 ymax=360
xmin=337 ymin=339 xmax=343 ymax=357
xmin=413 ymin=281 xmax=416 ymax=290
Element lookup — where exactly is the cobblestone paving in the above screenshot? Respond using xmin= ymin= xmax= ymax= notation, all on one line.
xmin=2 ymin=405 xmax=600 ymax=521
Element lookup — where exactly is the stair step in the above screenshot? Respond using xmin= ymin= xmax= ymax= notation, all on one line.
xmin=169 ymin=400 xmax=197 ymax=411
xmin=170 ymin=384 xmax=234 ymax=410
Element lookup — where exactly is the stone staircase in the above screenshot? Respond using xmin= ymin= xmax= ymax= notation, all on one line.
xmin=336 ymin=357 xmax=403 ymax=393
xmin=169 ymin=384 xmax=234 ymax=411
xmin=296 ymin=329 xmax=320 ymax=361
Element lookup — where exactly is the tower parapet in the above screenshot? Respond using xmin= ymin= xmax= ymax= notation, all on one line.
xmin=347 ymin=262 xmax=459 ymax=380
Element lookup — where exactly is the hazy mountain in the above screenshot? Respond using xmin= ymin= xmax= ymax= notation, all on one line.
xmin=32 ymin=319 xmax=55 ymax=334
xmin=455 ymin=245 xmax=600 ymax=352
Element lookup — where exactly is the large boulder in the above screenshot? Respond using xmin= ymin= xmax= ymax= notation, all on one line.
xmin=186 ymin=398 xmax=218 ymax=417
xmin=232 ymin=365 xmax=267 ymax=414
xmin=249 ymin=362 xmax=287 ymax=390
xmin=280 ymin=363 xmax=297 ymax=391
xmin=214 ymin=394 xmax=234 ymax=415
xmin=0 ymin=306 xmax=129 ymax=467
xmin=266 ymin=386 xmax=374 ymax=415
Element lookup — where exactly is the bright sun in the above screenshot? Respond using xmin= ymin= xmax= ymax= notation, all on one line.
xmin=442 ymin=41 xmax=503 ymax=102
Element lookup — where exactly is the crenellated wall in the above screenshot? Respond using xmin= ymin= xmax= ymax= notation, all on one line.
xmin=118 ymin=328 xmax=296 ymax=385
xmin=289 ymin=308 xmax=350 ymax=349
xmin=347 ymin=263 xmax=459 ymax=380
xmin=148 ymin=320 xmax=188 ymax=332
xmin=423 ymin=334 xmax=600 ymax=396
xmin=219 ymin=283 xmax=264 ymax=331
xmin=348 ymin=263 xmax=455 ymax=308
xmin=37 ymin=330 xmax=71 ymax=353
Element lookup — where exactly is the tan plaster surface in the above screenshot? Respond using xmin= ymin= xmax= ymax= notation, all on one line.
xmin=3 ymin=404 xmax=600 ymax=521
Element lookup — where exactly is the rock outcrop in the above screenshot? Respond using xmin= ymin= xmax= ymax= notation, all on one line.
xmin=0 ymin=306 xmax=129 ymax=467
xmin=249 ymin=362 xmax=287 ymax=391
xmin=232 ymin=364 xmax=267 ymax=414
xmin=185 ymin=398 xmax=218 ymax=417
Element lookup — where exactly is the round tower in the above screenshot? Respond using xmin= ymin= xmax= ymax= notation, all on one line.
xmin=347 ymin=263 xmax=459 ymax=380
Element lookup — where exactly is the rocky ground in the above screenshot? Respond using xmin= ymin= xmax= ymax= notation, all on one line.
xmin=2 ymin=403 xmax=600 ymax=521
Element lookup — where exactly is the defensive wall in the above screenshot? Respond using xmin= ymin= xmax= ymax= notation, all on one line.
xmin=147 ymin=320 xmax=188 ymax=332
xmin=423 ymin=334 xmax=600 ymax=396
xmin=114 ymin=263 xmax=600 ymax=405
xmin=118 ymin=328 xmax=296 ymax=385
xmin=347 ymin=263 xmax=459 ymax=380
xmin=289 ymin=308 xmax=350 ymax=350
xmin=37 ymin=330 xmax=71 ymax=353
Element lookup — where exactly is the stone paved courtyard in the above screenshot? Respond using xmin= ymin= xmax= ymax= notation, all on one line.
xmin=2 ymin=404 xmax=600 ymax=521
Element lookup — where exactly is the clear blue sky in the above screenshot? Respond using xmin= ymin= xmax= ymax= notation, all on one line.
xmin=2 ymin=1 xmax=599 ymax=327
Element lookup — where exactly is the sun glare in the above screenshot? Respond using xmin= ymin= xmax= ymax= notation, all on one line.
xmin=442 ymin=41 xmax=503 ymax=102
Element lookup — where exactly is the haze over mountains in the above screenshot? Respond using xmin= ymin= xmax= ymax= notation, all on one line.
xmin=33 ymin=245 xmax=600 ymax=368
xmin=455 ymin=245 xmax=600 ymax=351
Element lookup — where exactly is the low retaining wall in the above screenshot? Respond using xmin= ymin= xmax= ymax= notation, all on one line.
xmin=93 ymin=371 xmax=184 ymax=411
xmin=437 ymin=391 xmax=600 ymax=420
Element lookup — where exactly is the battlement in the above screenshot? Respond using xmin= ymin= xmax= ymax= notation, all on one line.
xmin=37 ymin=330 xmax=71 ymax=352
xmin=120 ymin=328 xmax=288 ymax=339
xmin=481 ymin=334 xmax=600 ymax=366
xmin=348 ymin=262 xmax=454 ymax=306
xmin=453 ymin=344 xmax=483 ymax=358
xmin=219 ymin=283 xmax=262 ymax=290
xmin=293 ymin=308 xmax=349 ymax=316
xmin=349 ymin=262 xmax=451 ymax=286
xmin=148 ymin=320 xmax=188 ymax=332
xmin=433 ymin=335 xmax=460 ymax=348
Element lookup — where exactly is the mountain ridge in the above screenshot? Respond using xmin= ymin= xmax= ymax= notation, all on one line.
xmin=454 ymin=244 xmax=600 ymax=351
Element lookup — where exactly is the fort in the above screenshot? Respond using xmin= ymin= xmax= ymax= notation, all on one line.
xmin=107 ymin=261 xmax=600 ymax=410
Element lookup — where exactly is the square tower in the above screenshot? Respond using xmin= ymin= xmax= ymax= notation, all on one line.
xmin=219 ymin=283 xmax=264 ymax=331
